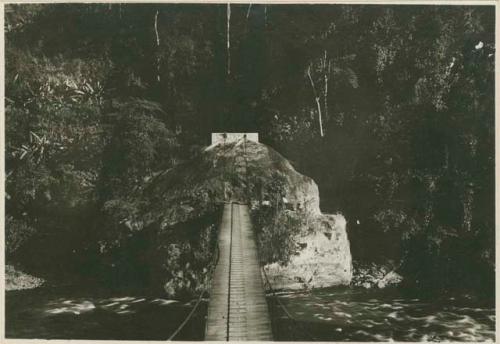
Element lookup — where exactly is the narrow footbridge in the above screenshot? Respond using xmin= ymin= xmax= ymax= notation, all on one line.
xmin=205 ymin=202 xmax=273 ymax=341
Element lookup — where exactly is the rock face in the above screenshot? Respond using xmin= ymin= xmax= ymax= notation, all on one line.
xmin=264 ymin=214 xmax=352 ymax=290
xmin=6 ymin=265 xmax=45 ymax=291
xmin=132 ymin=139 xmax=352 ymax=294
xmin=351 ymin=262 xmax=403 ymax=289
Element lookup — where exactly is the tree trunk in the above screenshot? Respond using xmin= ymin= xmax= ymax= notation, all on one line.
xmin=154 ymin=10 xmax=161 ymax=82
xmin=315 ymin=97 xmax=324 ymax=137
xmin=246 ymin=4 xmax=252 ymax=19
xmin=227 ymin=3 xmax=231 ymax=76
xmin=323 ymin=50 xmax=330 ymax=122
xmin=307 ymin=65 xmax=324 ymax=137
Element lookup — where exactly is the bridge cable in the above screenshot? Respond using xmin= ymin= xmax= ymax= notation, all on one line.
xmin=226 ymin=203 xmax=233 ymax=340
xmin=167 ymin=239 xmax=220 ymax=341
xmin=260 ymin=263 xmax=319 ymax=341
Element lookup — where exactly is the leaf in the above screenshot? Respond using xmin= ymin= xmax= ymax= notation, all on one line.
xmin=30 ymin=131 xmax=42 ymax=143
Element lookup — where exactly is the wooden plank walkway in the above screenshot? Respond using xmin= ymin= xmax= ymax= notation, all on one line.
xmin=205 ymin=203 xmax=273 ymax=341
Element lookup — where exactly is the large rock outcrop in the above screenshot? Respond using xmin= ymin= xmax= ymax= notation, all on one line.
xmin=263 ymin=213 xmax=352 ymax=290
xmin=114 ymin=139 xmax=352 ymax=295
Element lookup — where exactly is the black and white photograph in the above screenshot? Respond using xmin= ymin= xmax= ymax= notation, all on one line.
xmin=3 ymin=1 xmax=496 ymax=342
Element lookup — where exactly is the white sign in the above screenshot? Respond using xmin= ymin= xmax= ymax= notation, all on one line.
xmin=211 ymin=133 xmax=259 ymax=145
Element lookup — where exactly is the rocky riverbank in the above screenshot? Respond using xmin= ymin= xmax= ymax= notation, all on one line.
xmin=351 ymin=262 xmax=403 ymax=289
xmin=6 ymin=265 xmax=45 ymax=291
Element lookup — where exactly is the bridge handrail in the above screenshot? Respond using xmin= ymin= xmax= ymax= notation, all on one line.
xmin=260 ymin=264 xmax=318 ymax=341
xmin=167 ymin=240 xmax=220 ymax=341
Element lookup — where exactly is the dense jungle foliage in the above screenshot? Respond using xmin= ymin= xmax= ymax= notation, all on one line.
xmin=5 ymin=4 xmax=494 ymax=295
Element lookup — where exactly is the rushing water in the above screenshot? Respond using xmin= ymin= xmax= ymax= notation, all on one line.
xmin=6 ymin=286 xmax=495 ymax=341
xmin=270 ymin=287 xmax=495 ymax=342
xmin=6 ymin=287 xmax=206 ymax=340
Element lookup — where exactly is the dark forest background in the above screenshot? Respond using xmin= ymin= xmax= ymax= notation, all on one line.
xmin=5 ymin=4 xmax=495 ymax=295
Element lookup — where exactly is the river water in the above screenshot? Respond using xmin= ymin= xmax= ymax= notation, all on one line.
xmin=271 ymin=287 xmax=495 ymax=342
xmin=5 ymin=287 xmax=206 ymax=340
xmin=6 ymin=286 xmax=495 ymax=341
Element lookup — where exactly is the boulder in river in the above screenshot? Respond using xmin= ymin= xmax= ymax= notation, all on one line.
xmin=104 ymin=139 xmax=352 ymax=296
xmin=6 ymin=265 xmax=45 ymax=291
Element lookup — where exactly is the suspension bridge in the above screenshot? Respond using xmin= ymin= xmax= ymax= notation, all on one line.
xmin=205 ymin=202 xmax=273 ymax=341
xmin=167 ymin=135 xmax=315 ymax=341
